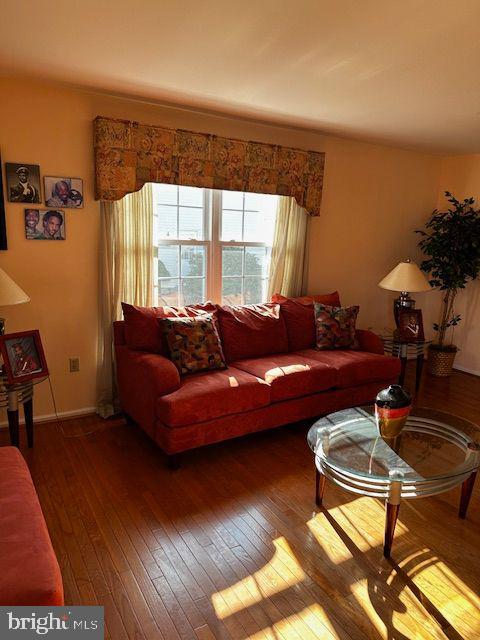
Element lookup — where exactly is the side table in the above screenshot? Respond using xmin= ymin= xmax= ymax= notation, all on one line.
xmin=381 ymin=336 xmax=431 ymax=393
xmin=0 ymin=373 xmax=47 ymax=447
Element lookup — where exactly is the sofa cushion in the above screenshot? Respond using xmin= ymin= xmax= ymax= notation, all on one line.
xmin=314 ymin=303 xmax=359 ymax=350
xmin=216 ymin=303 xmax=288 ymax=363
xmin=0 ymin=447 xmax=64 ymax=606
xmin=296 ymin=348 xmax=400 ymax=389
xmin=122 ymin=301 xmax=217 ymax=354
xmin=232 ymin=354 xmax=337 ymax=402
xmin=157 ymin=366 xmax=271 ymax=427
xmin=160 ymin=315 xmax=226 ymax=376
xmin=272 ymin=293 xmax=341 ymax=351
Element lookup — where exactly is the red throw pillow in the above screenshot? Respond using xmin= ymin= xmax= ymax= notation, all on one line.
xmin=122 ymin=301 xmax=218 ymax=353
xmin=271 ymin=293 xmax=341 ymax=351
xmin=216 ymin=303 xmax=288 ymax=362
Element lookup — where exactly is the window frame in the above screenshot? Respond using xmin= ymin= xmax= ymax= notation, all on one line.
xmin=153 ymin=185 xmax=276 ymax=306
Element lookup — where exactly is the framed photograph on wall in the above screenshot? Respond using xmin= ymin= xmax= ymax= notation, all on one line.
xmin=44 ymin=176 xmax=83 ymax=208
xmin=5 ymin=163 xmax=41 ymax=203
xmin=0 ymin=153 xmax=7 ymax=249
xmin=24 ymin=209 xmax=65 ymax=240
xmin=397 ymin=308 xmax=425 ymax=342
xmin=0 ymin=330 xmax=49 ymax=384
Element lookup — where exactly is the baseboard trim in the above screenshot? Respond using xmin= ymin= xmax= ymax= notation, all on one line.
xmin=453 ymin=365 xmax=480 ymax=377
xmin=0 ymin=406 xmax=96 ymax=429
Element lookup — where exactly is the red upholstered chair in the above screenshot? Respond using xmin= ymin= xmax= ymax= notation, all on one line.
xmin=0 ymin=447 xmax=64 ymax=606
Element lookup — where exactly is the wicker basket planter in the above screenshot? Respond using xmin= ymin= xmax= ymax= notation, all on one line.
xmin=427 ymin=345 xmax=457 ymax=377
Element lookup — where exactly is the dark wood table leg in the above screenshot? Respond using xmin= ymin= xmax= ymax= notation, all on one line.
xmin=399 ymin=357 xmax=407 ymax=387
xmin=7 ymin=409 xmax=20 ymax=447
xmin=315 ymin=468 xmax=326 ymax=506
xmin=384 ymin=502 xmax=400 ymax=558
xmin=24 ymin=398 xmax=34 ymax=448
xmin=459 ymin=471 xmax=477 ymax=519
xmin=415 ymin=353 xmax=425 ymax=393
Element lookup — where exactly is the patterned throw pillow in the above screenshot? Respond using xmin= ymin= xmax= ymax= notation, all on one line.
xmin=159 ymin=315 xmax=227 ymax=376
xmin=314 ymin=303 xmax=359 ymax=350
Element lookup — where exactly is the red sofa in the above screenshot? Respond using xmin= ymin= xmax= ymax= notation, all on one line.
xmin=0 ymin=447 xmax=64 ymax=606
xmin=114 ymin=295 xmax=400 ymax=464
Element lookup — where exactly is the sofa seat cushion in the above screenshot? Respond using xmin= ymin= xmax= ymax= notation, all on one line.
xmin=232 ymin=353 xmax=337 ymax=402
xmin=157 ymin=366 xmax=271 ymax=427
xmin=0 ymin=447 xmax=63 ymax=606
xmin=295 ymin=349 xmax=400 ymax=389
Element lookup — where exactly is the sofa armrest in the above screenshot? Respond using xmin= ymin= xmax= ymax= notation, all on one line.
xmin=119 ymin=348 xmax=181 ymax=396
xmin=115 ymin=345 xmax=181 ymax=437
xmin=356 ymin=329 xmax=384 ymax=355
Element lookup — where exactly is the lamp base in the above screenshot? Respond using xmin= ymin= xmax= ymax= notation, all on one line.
xmin=394 ymin=293 xmax=415 ymax=327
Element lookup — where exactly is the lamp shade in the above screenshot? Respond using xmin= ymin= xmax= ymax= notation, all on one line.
xmin=378 ymin=260 xmax=432 ymax=293
xmin=0 ymin=268 xmax=30 ymax=306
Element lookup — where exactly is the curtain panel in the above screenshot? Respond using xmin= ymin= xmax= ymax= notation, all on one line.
xmin=97 ymin=184 xmax=154 ymax=418
xmin=93 ymin=116 xmax=325 ymax=216
xmin=268 ymin=197 xmax=309 ymax=298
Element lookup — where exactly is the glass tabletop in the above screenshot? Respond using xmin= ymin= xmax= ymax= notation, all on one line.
xmin=307 ymin=406 xmax=480 ymax=484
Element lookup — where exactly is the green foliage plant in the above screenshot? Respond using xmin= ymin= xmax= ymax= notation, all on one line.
xmin=416 ymin=192 xmax=480 ymax=351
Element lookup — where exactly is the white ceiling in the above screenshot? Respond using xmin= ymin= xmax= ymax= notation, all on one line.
xmin=1 ymin=0 xmax=480 ymax=153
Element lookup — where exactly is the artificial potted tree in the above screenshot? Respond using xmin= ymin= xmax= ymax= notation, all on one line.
xmin=416 ymin=192 xmax=480 ymax=376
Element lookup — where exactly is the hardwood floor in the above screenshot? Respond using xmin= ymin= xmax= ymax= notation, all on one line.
xmin=2 ymin=365 xmax=480 ymax=639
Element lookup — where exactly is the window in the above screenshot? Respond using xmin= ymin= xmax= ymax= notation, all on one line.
xmin=153 ymin=184 xmax=278 ymax=306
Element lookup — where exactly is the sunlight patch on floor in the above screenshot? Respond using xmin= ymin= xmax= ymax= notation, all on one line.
xmin=211 ymin=537 xmax=305 ymax=620
xmin=306 ymin=499 xmax=387 ymax=561
xmin=243 ymin=604 xmax=344 ymax=640
xmin=349 ymin=575 xmax=446 ymax=640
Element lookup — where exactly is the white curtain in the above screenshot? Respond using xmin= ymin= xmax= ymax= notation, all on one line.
xmin=97 ymin=184 xmax=154 ymax=417
xmin=268 ymin=196 xmax=309 ymax=298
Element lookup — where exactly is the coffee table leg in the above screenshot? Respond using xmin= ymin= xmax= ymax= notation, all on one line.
xmin=459 ymin=471 xmax=477 ymax=519
xmin=384 ymin=476 xmax=402 ymax=558
xmin=315 ymin=468 xmax=326 ymax=506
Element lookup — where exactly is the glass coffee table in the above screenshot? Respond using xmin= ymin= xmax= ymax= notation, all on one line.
xmin=307 ymin=406 xmax=480 ymax=558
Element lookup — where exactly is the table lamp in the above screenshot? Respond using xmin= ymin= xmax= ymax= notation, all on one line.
xmin=0 ymin=267 xmax=30 ymax=335
xmin=378 ymin=259 xmax=432 ymax=324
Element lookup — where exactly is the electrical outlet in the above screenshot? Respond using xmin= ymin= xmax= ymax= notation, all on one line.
xmin=69 ymin=357 xmax=80 ymax=373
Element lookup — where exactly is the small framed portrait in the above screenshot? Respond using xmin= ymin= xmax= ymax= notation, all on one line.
xmin=397 ymin=309 xmax=425 ymax=342
xmin=5 ymin=163 xmax=41 ymax=204
xmin=24 ymin=209 xmax=65 ymax=240
xmin=44 ymin=176 xmax=83 ymax=208
xmin=0 ymin=330 xmax=48 ymax=384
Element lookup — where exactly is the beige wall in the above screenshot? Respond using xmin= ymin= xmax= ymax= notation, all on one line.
xmin=0 ymin=75 xmax=442 ymax=417
xmin=432 ymin=155 xmax=480 ymax=374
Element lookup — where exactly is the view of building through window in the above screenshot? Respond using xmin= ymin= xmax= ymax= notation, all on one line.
xmin=152 ymin=184 xmax=278 ymax=306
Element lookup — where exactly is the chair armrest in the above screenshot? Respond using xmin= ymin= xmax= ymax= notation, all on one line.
xmin=356 ymin=329 xmax=384 ymax=355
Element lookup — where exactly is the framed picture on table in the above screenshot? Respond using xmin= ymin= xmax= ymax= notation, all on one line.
xmin=397 ymin=309 xmax=425 ymax=342
xmin=0 ymin=330 xmax=48 ymax=384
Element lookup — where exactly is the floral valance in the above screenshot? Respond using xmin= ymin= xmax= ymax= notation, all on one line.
xmin=93 ymin=116 xmax=325 ymax=216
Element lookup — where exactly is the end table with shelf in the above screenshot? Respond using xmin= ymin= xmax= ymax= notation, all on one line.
xmin=381 ymin=335 xmax=431 ymax=392
xmin=0 ymin=373 xmax=47 ymax=447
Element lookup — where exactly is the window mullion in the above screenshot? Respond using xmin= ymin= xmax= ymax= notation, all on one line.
xmin=211 ymin=190 xmax=222 ymax=303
